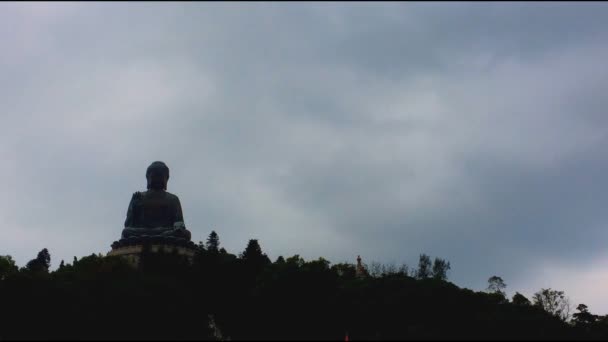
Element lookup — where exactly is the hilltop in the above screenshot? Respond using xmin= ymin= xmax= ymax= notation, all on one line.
xmin=1 ymin=232 xmax=607 ymax=340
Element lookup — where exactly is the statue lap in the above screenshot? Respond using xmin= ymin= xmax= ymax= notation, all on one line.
xmin=113 ymin=190 xmax=194 ymax=249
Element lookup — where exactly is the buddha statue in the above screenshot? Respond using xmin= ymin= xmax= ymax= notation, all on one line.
xmin=113 ymin=161 xmax=193 ymax=248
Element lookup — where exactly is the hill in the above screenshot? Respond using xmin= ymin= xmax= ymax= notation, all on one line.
xmin=1 ymin=234 xmax=607 ymax=340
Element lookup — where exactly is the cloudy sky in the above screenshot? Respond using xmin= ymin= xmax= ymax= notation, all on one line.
xmin=2 ymin=2 xmax=608 ymax=313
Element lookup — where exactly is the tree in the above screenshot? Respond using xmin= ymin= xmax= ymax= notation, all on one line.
xmin=331 ymin=263 xmax=356 ymax=278
xmin=431 ymin=258 xmax=451 ymax=281
xmin=197 ymin=240 xmax=206 ymax=251
xmin=4 ymin=242 xmax=604 ymax=340
xmin=512 ymin=292 xmax=531 ymax=306
xmin=532 ymin=288 xmax=571 ymax=321
xmin=0 ymin=255 xmax=18 ymax=280
xmin=307 ymin=257 xmax=331 ymax=272
xmin=26 ymin=248 xmax=51 ymax=273
xmin=572 ymin=304 xmax=598 ymax=326
xmin=206 ymin=231 xmax=220 ymax=253
xmin=240 ymin=239 xmax=270 ymax=265
xmin=285 ymin=255 xmax=305 ymax=268
xmin=59 ymin=260 xmax=65 ymax=270
xmin=487 ymin=276 xmax=507 ymax=297
xmin=369 ymin=262 xmax=383 ymax=278
xmin=416 ymin=254 xmax=432 ymax=279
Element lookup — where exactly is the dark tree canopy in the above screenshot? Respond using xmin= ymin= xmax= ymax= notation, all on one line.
xmin=206 ymin=231 xmax=220 ymax=253
xmin=513 ymin=292 xmax=531 ymax=306
xmin=432 ymin=257 xmax=451 ymax=281
xmin=573 ymin=304 xmax=599 ymax=326
xmin=0 ymin=255 xmax=18 ymax=280
xmin=487 ymin=275 xmax=507 ymax=297
xmin=25 ymin=248 xmax=51 ymax=273
xmin=1 ymin=240 xmax=607 ymax=340
xmin=533 ymin=288 xmax=572 ymax=322
xmin=416 ymin=254 xmax=432 ymax=279
xmin=240 ymin=239 xmax=271 ymax=267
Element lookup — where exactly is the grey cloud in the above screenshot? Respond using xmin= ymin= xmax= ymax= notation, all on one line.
xmin=2 ymin=2 xmax=608 ymax=313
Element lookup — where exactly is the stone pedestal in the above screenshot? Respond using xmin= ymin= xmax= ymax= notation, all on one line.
xmin=107 ymin=244 xmax=197 ymax=268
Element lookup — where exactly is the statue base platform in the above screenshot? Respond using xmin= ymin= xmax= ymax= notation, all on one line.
xmin=107 ymin=243 xmax=198 ymax=268
xmin=111 ymin=235 xmax=196 ymax=249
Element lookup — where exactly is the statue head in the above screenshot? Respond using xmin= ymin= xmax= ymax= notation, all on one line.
xmin=146 ymin=161 xmax=169 ymax=190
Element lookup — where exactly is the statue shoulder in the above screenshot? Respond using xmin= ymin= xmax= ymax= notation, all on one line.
xmin=164 ymin=191 xmax=180 ymax=201
xmin=131 ymin=191 xmax=144 ymax=201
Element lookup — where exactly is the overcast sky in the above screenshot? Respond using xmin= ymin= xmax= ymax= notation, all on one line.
xmin=2 ymin=2 xmax=608 ymax=314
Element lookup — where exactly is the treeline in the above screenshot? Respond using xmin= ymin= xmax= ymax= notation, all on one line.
xmin=1 ymin=231 xmax=607 ymax=340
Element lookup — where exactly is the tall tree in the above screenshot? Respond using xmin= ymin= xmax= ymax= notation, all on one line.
xmin=572 ymin=304 xmax=598 ymax=326
xmin=487 ymin=276 xmax=507 ymax=297
xmin=206 ymin=231 xmax=220 ymax=253
xmin=416 ymin=254 xmax=432 ymax=279
xmin=431 ymin=258 xmax=451 ymax=281
xmin=512 ymin=292 xmax=531 ymax=306
xmin=0 ymin=255 xmax=18 ymax=280
xmin=240 ymin=239 xmax=270 ymax=264
xmin=26 ymin=248 xmax=51 ymax=273
xmin=532 ymin=288 xmax=571 ymax=322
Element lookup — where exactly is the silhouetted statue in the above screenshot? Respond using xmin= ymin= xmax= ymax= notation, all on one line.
xmin=112 ymin=161 xmax=193 ymax=248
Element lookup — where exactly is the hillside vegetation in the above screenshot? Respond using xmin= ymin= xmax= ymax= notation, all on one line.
xmin=1 ymin=232 xmax=607 ymax=340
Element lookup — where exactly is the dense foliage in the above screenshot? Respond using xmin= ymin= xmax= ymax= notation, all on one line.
xmin=1 ymin=232 xmax=607 ymax=340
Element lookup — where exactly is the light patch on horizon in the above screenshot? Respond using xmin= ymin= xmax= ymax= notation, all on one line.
xmin=514 ymin=252 xmax=608 ymax=315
